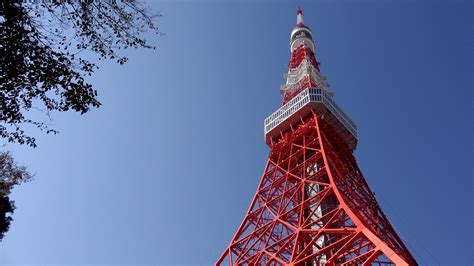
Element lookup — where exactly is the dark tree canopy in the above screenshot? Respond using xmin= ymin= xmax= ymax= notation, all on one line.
xmin=0 ymin=194 xmax=14 ymax=241
xmin=0 ymin=0 xmax=160 ymax=241
xmin=0 ymin=152 xmax=32 ymax=241
xmin=0 ymin=0 xmax=160 ymax=147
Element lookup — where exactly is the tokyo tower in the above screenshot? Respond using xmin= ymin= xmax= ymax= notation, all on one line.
xmin=216 ymin=7 xmax=417 ymax=266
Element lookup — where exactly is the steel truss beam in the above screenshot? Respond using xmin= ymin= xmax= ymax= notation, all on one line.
xmin=216 ymin=114 xmax=417 ymax=266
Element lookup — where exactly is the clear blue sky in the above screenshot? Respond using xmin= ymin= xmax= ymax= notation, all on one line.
xmin=0 ymin=1 xmax=472 ymax=265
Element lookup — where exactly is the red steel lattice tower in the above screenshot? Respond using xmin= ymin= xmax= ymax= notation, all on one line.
xmin=217 ymin=8 xmax=417 ymax=266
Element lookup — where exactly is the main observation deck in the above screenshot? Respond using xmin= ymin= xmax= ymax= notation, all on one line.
xmin=264 ymin=88 xmax=358 ymax=151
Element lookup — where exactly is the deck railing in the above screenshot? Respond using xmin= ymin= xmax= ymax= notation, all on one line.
xmin=264 ymin=88 xmax=358 ymax=140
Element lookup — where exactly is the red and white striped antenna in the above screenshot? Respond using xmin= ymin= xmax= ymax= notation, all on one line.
xmin=296 ymin=6 xmax=304 ymax=26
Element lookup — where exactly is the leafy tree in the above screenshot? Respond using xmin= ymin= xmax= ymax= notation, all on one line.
xmin=0 ymin=152 xmax=32 ymax=241
xmin=0 ymin=0 xmax=161 ymax=147
xmin=0 ymin=0 xmax=160 ymax=240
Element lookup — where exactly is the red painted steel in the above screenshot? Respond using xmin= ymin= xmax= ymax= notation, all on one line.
xmin=288 ymin=45 xmax=320 ymax=71
xmin=217 ymin=8 xmax=416 ymax=265
xmin=282 ymin=76 xmax=317 ymax=105
xmin=216 ymin=115 xmax=417 ymax=265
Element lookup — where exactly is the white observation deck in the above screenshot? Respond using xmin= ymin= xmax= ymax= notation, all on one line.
xmin=264 ymin=88 xmax=358 ymax=151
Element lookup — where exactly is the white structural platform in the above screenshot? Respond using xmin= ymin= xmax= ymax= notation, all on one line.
xmin=264 ymin=88 xmax=358 ymax=150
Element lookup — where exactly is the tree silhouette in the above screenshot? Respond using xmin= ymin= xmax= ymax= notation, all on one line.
xmin=1 ymin=0 xmax=161 ymax=147
xmin=0 ymin=0 xmax=160 ymax=241
xmin=0 ymin=152 xmax=32 ymax=241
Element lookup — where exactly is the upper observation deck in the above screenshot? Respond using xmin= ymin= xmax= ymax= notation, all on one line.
xmin=264 ymin=88 xmax=358 ymax=151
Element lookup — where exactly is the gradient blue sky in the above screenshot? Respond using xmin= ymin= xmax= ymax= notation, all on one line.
xmin=0 ymin=1 xmax=472 ymax=265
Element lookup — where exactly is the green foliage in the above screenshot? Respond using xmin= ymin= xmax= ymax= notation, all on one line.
xmin=0 ymin=0 xmax=160 ymax=147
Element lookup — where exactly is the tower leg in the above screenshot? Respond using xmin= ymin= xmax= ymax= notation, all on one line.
xmin=216 ymin=114 xmax=416 ymax=266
